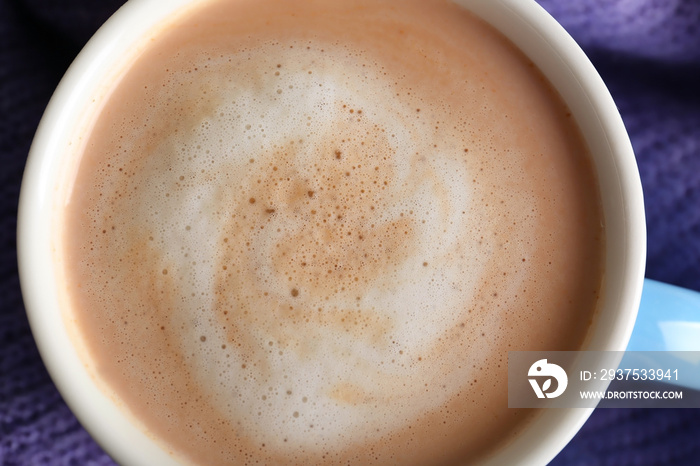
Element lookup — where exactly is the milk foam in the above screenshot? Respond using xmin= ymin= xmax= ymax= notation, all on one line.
xmin=63 ymin=0 xmax=604 ymax=463
xmin=104 ymin=41 xmax=502 ymax=447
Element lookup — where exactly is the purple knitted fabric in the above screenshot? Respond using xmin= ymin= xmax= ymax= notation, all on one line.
xmin=540 ymin=0 xmax=700 ymax=63
xmin=1 ymin=1 xmax=699 ymax=465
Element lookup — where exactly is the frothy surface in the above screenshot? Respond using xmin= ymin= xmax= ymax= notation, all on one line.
xmin=61 ymin=0 xmax=605 ymax=464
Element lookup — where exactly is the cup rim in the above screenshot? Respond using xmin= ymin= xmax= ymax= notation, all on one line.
xmin=17 ymin=0 xmax=646 ymax=464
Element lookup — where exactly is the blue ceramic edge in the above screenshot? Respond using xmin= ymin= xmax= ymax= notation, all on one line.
xmin=623 ymin=279 xmax=700 ymax=391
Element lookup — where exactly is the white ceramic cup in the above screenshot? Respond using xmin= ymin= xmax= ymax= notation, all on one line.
xmin=17 ymin=0 xmax=646 ymax=464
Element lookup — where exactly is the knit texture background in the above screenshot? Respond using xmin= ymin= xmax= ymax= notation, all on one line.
xmin=1 ymin=0 xmax=699 ymax=464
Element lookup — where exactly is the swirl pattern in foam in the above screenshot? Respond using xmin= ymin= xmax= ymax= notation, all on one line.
xmin=105 ymin=39 xmax=491 ymax=446
xmin=60 ymin=0 xmax=605 ymax=464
